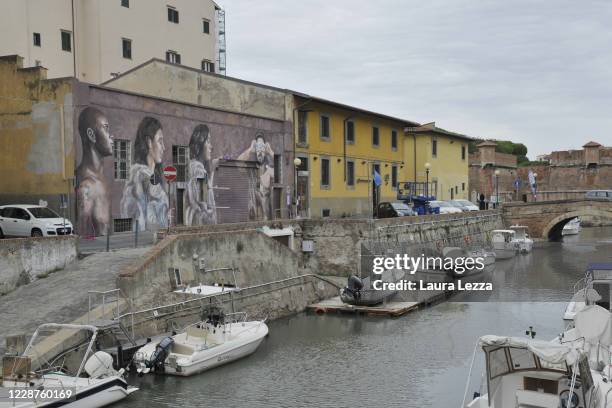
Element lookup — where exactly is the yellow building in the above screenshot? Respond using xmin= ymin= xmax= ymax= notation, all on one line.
xmin=292 ymin=94 xmax=419 ymax=218
xmin=0 ymin=55 xmax=76 ymax=219
xmin=405 ymin=122 xmax=471 ymax=201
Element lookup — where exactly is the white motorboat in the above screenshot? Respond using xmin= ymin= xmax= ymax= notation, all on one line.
xmin=0 ymin=324 xmax=137 ymax=408
xmin=491 ymin=230 xmax=518 ymax=259
xmin=563 ymin=262 xmax=612 ymax=320
xmin=466 ymin=249 xmax=496 ymax=266
xmin=463 ymin=334 xmax=612 ymax=408
xmin=134 ymin=306 xmax=268 ymax=377
xmin=509 ymin=225 xmax=534 ymax=253
xmin=563 ymin=217 xmax=582 ymax=236
xmin=440 ymin=247 xmax=495 ymax=278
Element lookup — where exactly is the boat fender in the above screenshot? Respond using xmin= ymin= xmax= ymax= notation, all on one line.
xmin=314 ymin=307 xmax=325 ymax=315
xmin=464 ymin=235 xmax=472 ymax=245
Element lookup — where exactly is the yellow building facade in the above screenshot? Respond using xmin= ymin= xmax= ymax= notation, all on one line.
xmin=293 ymin=95 xmax=418 ymax=218
xmin=406 ymin=123 xmax=471 ymax=201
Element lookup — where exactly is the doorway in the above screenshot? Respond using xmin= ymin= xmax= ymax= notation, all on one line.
xmin=176 ymin=188 xmax=184 ymax=225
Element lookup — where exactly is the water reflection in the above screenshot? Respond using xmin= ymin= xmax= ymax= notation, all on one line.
xmin=117 ymin=227 xmax=612 ymax=408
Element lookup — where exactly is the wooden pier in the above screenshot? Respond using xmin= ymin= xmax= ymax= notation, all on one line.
xmin=307 ymin=297 xmax=420 ymax=317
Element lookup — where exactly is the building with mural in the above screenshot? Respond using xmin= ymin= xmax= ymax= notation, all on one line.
xmin=405 ymin=122 xmax=472 ymax=201
xmin=0 ymin=55 xmax=290 ymax=236
xmin=0 ymin=0 xmax=225 ymax=83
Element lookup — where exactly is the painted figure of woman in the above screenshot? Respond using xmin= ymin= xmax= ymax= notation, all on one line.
xmin=120 ymin=117 xmax=169 ymax=231
xmin=186 ymin=124 xmax=219 ymax=225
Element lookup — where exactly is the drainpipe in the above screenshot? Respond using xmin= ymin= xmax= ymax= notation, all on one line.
xmin=71 ymin=0 xmax=77 ymax=77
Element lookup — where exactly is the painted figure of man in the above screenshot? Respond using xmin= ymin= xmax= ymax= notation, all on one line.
xmin=76 ymin=107 xmax=113 ymax=236
xmin=237 ymin=132 xmax=275 ymax=220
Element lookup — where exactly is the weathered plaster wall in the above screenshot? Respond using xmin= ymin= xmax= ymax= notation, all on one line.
xmin=0 ymin=56 xmax=76 ymax=220
xmin=0 ymin=236 xmax=77 ymax=295
xmin=103 ymin=60 xmax=291 ymax=121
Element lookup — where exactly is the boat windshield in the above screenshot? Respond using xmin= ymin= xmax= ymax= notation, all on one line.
xmin=20 ymin=324 xmax=98 ymax=377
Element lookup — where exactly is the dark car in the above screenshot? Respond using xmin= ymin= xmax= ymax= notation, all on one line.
xmin=376 ymin=202 xmax=416 ymax=218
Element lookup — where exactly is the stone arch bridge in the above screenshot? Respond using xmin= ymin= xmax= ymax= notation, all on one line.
xmin=502 ymin=199 xmax=612 ymax=240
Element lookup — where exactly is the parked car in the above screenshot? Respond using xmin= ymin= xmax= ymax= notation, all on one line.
xmin=428 ymin=200 xmax=462 ymax=215
xmin=0 ymin=205 xmax=73 ymax=238
xmin=376 ymin=202 xmax=416 ymax=218
xmin=449 ymin=199 xmax=479 ymax=211
xmin=586 ymin=190 xmax=612 ymax=200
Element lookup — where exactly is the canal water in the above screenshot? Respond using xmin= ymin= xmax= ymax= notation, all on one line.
xmin=117 ymin=226 xmax=612 ymax=408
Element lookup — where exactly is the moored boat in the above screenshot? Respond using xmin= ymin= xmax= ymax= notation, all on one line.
xmin=509 ymin=225 xmax=534 ymax=253
xmin=491 ymin=230 xmax=518 ymax=259
xmin=134 ymin=306 xmax=268 ymax=377
xmin=562 ymin=217 xmax=582 ymax=236
xmin=0 ymin=324 xmax=137 ymax=408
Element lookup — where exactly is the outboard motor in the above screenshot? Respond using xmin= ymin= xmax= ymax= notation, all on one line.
xmin=146 ymin=336 xmax=174 ymax=372
xmin=340 ymin=275 xmax=364 ymax=304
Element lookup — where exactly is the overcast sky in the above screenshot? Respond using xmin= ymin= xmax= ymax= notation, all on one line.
xmin=220 ymin=0 xmax=612 ymax=158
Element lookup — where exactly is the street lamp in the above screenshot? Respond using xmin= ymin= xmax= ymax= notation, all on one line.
xmin=494 ymin=169 xmax=500 ymax=208
xmin=293 ymin=157 xmax=302 ymax=218
xmin=424 ymin=162 xmax=431 ymax=197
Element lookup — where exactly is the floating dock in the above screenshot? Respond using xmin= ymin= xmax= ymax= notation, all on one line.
xmin=307 ymin=297 xmax=420 ymax=317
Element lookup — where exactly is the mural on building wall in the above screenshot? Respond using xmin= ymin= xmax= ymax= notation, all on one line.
xmin=75 ymin=101 xmax=283 ymax=233
xmin=76 ymin=107 xmax=113 ymax=236
xmin=185 ymin=124 xmax=218 ymax=225
xmin=236 ymin=132 xmax=275 ymax=220
xmin=120 ymin=117 xmax=169 ymax=231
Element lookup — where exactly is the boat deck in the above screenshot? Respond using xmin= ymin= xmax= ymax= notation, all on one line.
xmin=307 ymin=297 xmax=420 ymax=317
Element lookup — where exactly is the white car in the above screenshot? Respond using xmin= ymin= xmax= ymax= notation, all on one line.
xmin=428 ymin=200 xmax=462 ymax=214
xmin=0 ymin=205 xmax=73 ymax=238
xmin=449 ymin=199 xmax=479 ymax=211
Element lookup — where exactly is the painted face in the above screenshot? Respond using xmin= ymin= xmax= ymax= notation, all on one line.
xmin=204 ymin=135 xmax=212 ymax=162
xmin=96 ymin=116 xmax=113 ymax=156
xmin=255 ymin=138 xmax=266 ymax=164
xmin=148 ymin=129 xmax=165 ymax=164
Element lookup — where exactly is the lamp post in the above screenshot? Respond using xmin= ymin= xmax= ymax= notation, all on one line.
xmin=293 ymin=157 xmax=301 ymax=218
xmin=494 ymin=169 xmax=500 ymax=208
xmin=424 ymin=162 xmax=431 ymax=197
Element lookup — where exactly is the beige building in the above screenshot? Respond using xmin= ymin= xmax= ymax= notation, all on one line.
xmin=0 ymin=0 xmax=225 ymax=83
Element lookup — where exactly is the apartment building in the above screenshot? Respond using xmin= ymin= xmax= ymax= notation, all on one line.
xmin=0 ymin=0 xmax=225 ymax=83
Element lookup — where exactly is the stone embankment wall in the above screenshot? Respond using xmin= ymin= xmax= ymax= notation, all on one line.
xmin=0 ymin=236 xmax=77 ymax=295
xmin=302 ymin=210 xmax=503 ymax=277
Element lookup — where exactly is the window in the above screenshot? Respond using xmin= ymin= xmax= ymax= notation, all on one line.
xmin=273 ymin=154 xmax=282 ymax=184
xmin=346 ymin=160 xmax=355 ymax=187
xmin=167 ymin=6 xmax=179 ymax=23
xmin=391 ymin=165 xmax=398 ymax=188
xmin=373 ymin=163 xmax=381 ymax=178
xmin=432 ymin=137 xmax=437 ymax=157
xmin=166 ymin=50 xmax=181 ymax=64
xmin=372 ymin=126 xmax=379 ymax=147
xmin=201 ymin=59 xmax=215 ymax=73
xmin=298 ymin=111 xmax=308 ymax=144
xmin=169 ymin=268 xmax=182 ymax=287
xmin=113 ymin=140 xmax=130 ymax=180
xmin=172 ymin=145 xmax=188 ymax=182
xmin=322 ymin=209 xmax=331 ymax=217
xmin=61 ymin=30 xmax=72 ymax=52
xmin=391 ymin=130 xmax=398 ymax=150
xmin=320 ymin=115 xmax=330 ymax=140
xmin=346 ymin=120 xmax=355 ymax=144
xmin=114 ymin=218 xmax=132 ymax=233
xmin=121 ymin=0 xmax=129 ymax=7
xmin=33 ymin=33 xmax=41 ymax=47
xmin=462 ymin=182 xmax=465 ymax=191
xmin=461 ymin=145 xmax=466 ymax=160
xmin=455 ymin=186 xmax=458 ymax=194
xmin=203 ymin=19 xmax=210 ymax=34
xmin=321 ymin=158 xmax=330 ymax=188
xmin=122 ymin=38 xmax=132 ymax=59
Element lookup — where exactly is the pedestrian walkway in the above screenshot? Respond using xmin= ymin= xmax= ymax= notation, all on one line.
xmin=0 ymin=247 xmax=149 ymax=354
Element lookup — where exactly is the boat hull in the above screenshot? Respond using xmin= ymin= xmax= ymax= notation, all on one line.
xmin=0 ymin=376 xmax=136 ymax=408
